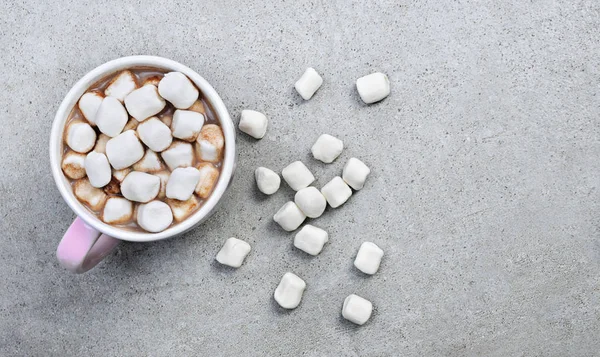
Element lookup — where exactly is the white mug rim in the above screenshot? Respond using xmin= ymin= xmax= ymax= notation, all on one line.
xmin=49 ymin=56 xmax=236 ymax=242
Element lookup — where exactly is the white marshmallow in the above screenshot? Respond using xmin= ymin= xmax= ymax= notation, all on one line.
xmin=84 ymin=152 xmax=111 ymax=188
xmin=274 ymin=272 xmax=306 ymax=309
xmin=158 ymin=72 xmax=199 ymax=109
xmin=124 ymin=84 xmax=166 ymax=122
xmin=166 ymin=167 xmax=201 ymax=201
xmin=112 ymin=168 xmax=131 ymax=182
xmin=356 ymin=72 xmax=390 ymax=104
xmin=273 ymin=202 xmax=306 ymax=232
xmin=195 ymin=124 xmax=224 ymax=163
xmin=155 ymin=171 xmax=170 ymax=199
xmin=161 ymin=141 xmax=194 ymax=171
xmin=95 ymin=97 xmax=128 ymax=137
xmin=255 ymin=167 xmax=280 ymax=195
xmin=294 ymin=67 xmax=323 ymax=100
xmin=120 ymin=171 xmax=160 ymax=203
xmin=294 ymin=225 xmax=328 ymax=256
xmin=342 ymin=294 xmax=373 ymax=325
xmin=166 ymin=196 xmax=199 ymax=222
xmin=65 ymin=121 xmax=96 ymax=153
xmin=321 ymin=176 xmax=352 ymax=208
xmin=102 ymin=197 xmax=133 ymax=224
xmin=343 ymin=158 xmax=371 ymax=190
xmin=216 ymin=237 xmax=251 ymax=268
xmin=239 ymin=110 xmax=268 ymax=139
xmin=73 ymin=178 xmax=107 ymax=211
xmin=136 ymin=117 xmax=172 ymax=152
xmin=78 ymin=91 xmax=103 ymax=125
xmin=311 ymin=134 xmax=344 ymax=163
xmin=281 ymin=161 xmax=315 ymax=191
xmin=137 ymin=200 xmax=173 ymax=233
xmin=105 ymin=130 xmax=145 ymax=170
xmin=354 ymin=242 xmax=384 ymax=275
xmin=195 ymin=163 xmax=219 ymax=198
xmin=104 ymin=70 xmax=138 ymax=102
xmin=94 ymin=134 xmax=110 ymax=154
xmin=294 ymin=187 xmax=326 ymax=218
xmin=171 ymin=110 xmax=205 ymax=141
xmin=133 ymin=150 xmax=164 ymax=173
xmin=61 ymin=151 xmax=87 ymax=179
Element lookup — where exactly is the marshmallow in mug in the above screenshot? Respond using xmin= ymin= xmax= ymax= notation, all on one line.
xmin=195 ymin=163 xmax=220 ymax=198
xmin=84 ymin=152 xmax=112 ymax=188
xmin=136 ymin=200 xmax=173 ymax=233
xmin=120 ymin=171 xmax=161 ymax=203
xmin=166 ymin=167 xmax=201 ymax=201
xmin=158 ymin=72 xmax=199 ymax=109
xmin=124 ymin=84 xmax=166 ymax=122
xmin=65 ymin=121 xmax=96 ymax=154
xmin=73 ymin=178 xmax=107 ymax=211
xmin=171 ymin=109 xmax=205 ymax=141
xmin=274 ymin=272 xmax=306 ymax=309
xmin=78 ymin=91 xmax=103 ymax=125
xmin=132 ymin=150 xmax=164 ymax=173
xmin=95 ymin=97 xmax=128 ymax=137
xmin=161 ymin=141 xmax=195 ymax=171
xmin=195 ymin=124 xmax=224 ymax=163
xmin=136 ymin=117 xmax=173 ymax=152
xmin=105 ymin=130 xmax=145 ymax=170
xmin=102 ymin=197 xmax=133 ymax=224
xmin=61 ymin=151 xmax=87 ymax=179
xmin=104 ymin=70 xmax=138 ymax=102
xmin=166 ymin=196 xmax=200 ymax=222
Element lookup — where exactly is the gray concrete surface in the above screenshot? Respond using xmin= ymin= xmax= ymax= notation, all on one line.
xmin=1 ymin=0 xmax=599 ymax=356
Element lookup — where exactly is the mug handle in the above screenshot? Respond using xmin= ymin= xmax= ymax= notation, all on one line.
xmin=56 ymin=217 xmax=120 ymax=273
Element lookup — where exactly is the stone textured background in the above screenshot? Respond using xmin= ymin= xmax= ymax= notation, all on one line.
xmin=1 ymin=0 xmax=599 ymax=356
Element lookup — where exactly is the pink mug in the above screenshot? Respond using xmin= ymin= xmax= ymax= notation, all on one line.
xmin=49 ymin=56 xmax=236 ymax=273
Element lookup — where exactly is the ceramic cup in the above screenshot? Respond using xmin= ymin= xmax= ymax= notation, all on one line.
xmin=49 ymin=56 xmax=236 ymax=273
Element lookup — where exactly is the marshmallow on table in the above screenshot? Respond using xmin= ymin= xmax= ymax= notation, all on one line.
xmin=154 ymin=171 xmax=170 ymax=199
xmin=84 ymin=152 xmax=111 ymax=188
xmin=273 ymin=201 xmax=306 ymax=232
xmin=216 ymin=237 xmax=251 ymax=268
xmin=124 ymin=84 xmax=167 ymax=122
xmin=95 ymin=97 xmax=128 ymax=137
xmin=158 ymin=72 xmax=199 ymax=109
xmin=294 ymin=186 xmax=326 ymax=218
xmin=343 ymin=158 xmax=371 ymax=190
xmin=112 ymin=168 xmax=132 ymax=182
xmin=94 ymin=134 xmax=110 ymax=154
xmin=143 ymin=76 xmax=162 ymax=87
xmin=294 ymin=225 xmax=328 ymax=256
xmin=166 ymin=167 xmax=201 ymax=201
xmin=239 ymin=110 xmax=268 ymax=139
xmin=137 ymin=117 xmax=173 ymax=152
xmin=255 ymin=167 xmax=280 ymax=195
xmin=274 ymin=272 xmax=306 ymax=309
xmin=188 ymin=100 xmax=206 ymax=114
xmin=78 ymin=91 xmax=103 ymax=125
xmin=294 ymin=67 xmax=323 ymax=100
xmin=73 ymin=178 xmax=107 ymax=211
xmin=171 ymin=109 xmax=205 ymax=141
xmin=105 ymin=130 xmax=145 ymax=170
xmin=161 ymin=141 xmax=194 ymax=171
xmin=195 ymin=163 xmax=219 ymax=198
xmin=356 ymin=72 xmax=390 ymax=104
xmin=137 ymin=200 xmax=173 ymax=233
xmin=195 ymin=124 xmax=224 ymax=163
xmin=282 ymin=161 xmax=315 ymax=191
xmin=321 ymin=176 xmax=352 ymax=208
xmin=65 ymin=121 xmax=96 ymax=153
xmin=354 ymin=242 xmax=384 ymax=275
xmin=123 ymin=118 xmax=138 ymax=132
xmin=104 ymin=70 xmax=138 ymax=102
xmin=133 ymin=150 xmax=164 ymax=173
xmin=166 ymin=196 xmax=199 ymax=222
xmin=102 ymin=197 xmax=133 ymax=224
xmin=120 ymin=171 xmax=160 ymax=203
xmin=61 ymin=151 xmax=87 ymax=179
xmin=342 ymin=294 xmax=373 ymax=325
xmin=311 ymin=134 xmax=344 ymax=163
